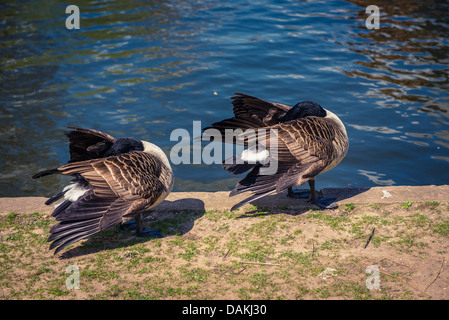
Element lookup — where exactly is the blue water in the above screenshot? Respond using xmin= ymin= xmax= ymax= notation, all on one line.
xmin=1 ymin=0 xmax=449 ymax=197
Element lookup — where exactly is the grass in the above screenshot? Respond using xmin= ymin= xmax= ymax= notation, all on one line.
xmin=306 ymin=210 xmax=350 ymax=231
xmin=402 ymin=201 xmax=412 ymax=209
xmin=0 ymin=200 xmax=448 ymax=300
xmin=345 ymin=203 xmax=355 ymax=212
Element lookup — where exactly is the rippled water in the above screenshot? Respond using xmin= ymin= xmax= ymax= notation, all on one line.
xmin=1 ymin=0 xmax=448 ymax=197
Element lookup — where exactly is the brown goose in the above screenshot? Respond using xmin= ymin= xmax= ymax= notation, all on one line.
xmin=203 ymin=93 xmax=348 ymax=211
xmin=32 ymin=127 xmax=173 ymax=254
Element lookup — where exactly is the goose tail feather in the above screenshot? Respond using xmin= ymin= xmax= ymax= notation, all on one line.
xmin=230 ymin=190 xmax=276 ymax=211
xmin=31 ymin=168 xmax=59 ymax=179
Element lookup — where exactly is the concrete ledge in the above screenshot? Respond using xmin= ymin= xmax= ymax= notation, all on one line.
xmin=1 ymin=185 xmax=448 ymax=214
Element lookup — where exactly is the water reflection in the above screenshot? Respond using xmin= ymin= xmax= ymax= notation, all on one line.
xmin=358 ymin=169 xmax=395 ymax=186
xmin=345 ymin=0 xmax=449 ymax=114
xmin=344 ymin=0 xmax=449 ymax=186
xmin=1 ymin=0 xmax=448 ymax=196
xmin=0 ymin=0 xmax=193 ymax=196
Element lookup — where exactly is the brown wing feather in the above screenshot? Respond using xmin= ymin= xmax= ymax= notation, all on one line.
xmin=231 ymin=93 xmax=291 ymax=124
xmin=59 ymin=151 xmax=169 ymax=203
xmin=230 ymin=117 xmax=341 ymax=209
xmin=272 ymin=117 xmax=338 ymax=187
xmin=65 ymin=127 xmax=116 ymax=163
xmin=48 ymin=193 xmax=135 ymax=254
xmin=203 ymin=93 xmax=292 ymax=142
xmin=32 ymin=127 xmax=117 ymax=179
xmin=242 ymin=117 xmax=336 ymax=164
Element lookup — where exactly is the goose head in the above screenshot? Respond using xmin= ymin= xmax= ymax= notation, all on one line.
xmin=102 ymin=137 xmax=172 ymax=176
xmin=281 ymin=101 xmax=326 ymax=122
xmin=103 ymin=138 xmax=144 ymax=157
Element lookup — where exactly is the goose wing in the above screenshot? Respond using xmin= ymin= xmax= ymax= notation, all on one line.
xmin=275 ymin=117 xmax=336 ymax=163
xmin=204 ymin=93 xmax=292 ymax=139
xmin=273 ymin=117 xmax=338 ymax=187
xmin=231 ymin=92 xmax=291 ymax=125
xmin=65 ymin=127 xmax=117 ymax=163
xmin=59 ymin=151 xmax=171 ymax=207
xmin=230 ymin=117 xmax=340 ymax=209
xmin=48 ymin=151 xmax=171 ymax=253
xmin=31 ymin=127 xmax=117 ymax=179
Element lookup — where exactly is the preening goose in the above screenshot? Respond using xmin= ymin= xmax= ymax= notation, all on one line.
xmin=203 ymin=93 xmax=348 ymax=211
xmin=32 ymin=127 xmax=174 ymax=254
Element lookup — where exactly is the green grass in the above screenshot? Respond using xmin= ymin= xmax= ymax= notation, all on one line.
xmin=402 ymin=201 xmax=412 ymax=209
xmin=1 ymin=201 xmax=447 ymax=300
xmin=345 ymin=203 xmax=355 ymax=212
xmin=432 ymin=219 xmax=449 ymax=236
xmin=306 ymin=210 xmax=350 ymax=231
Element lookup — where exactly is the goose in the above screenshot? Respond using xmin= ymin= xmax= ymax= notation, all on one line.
xmin=203 ymin=93 xmax=348 ymax=211
xmin=32 ymin=127 xmax=174 ymax=254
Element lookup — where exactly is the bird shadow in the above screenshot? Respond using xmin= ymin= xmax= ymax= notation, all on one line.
xmin=234 ymin=187 xmax=371 ymax=219
xmin=58 ymin=198 xmax=206 ymax=259
xmin=58 ymin=187 xmax=370 ymax=258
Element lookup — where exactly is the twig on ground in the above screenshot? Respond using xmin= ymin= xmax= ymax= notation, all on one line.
xmin=235 ymin=267 xmax=246 ymax=275
xmin=364 ymin=227 xmax=376 ymax=249
xmin=373 ymin=257 xmax=411 ymax=269
xmin=379 ymin=270 xmax=428 ymax=296
xmin=425 ymin=257 xmax=445 ymax=292
xmin=216 ymin=266 xmax=231 ymax=278
xmin=238 ymin=261 xmax=280 ymax=266
xmin=223 ymin=248 xmax=231 ymax=260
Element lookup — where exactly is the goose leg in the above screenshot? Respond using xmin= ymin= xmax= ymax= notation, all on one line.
xmin=135 ymin=214 xmax=163 ymax=238
xmin=119 ymin=214 xmax=163 ymax=238
xmin=120 ymin=220 xmax=137 ymax=231
xmin=287 ymin=186 xmax=310 ymax=199
xmin=308 ymin=179 xmax=338 ymax=209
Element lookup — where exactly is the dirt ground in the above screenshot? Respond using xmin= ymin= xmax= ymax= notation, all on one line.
xmin=0 ymin=186 xmax=448 ymax=300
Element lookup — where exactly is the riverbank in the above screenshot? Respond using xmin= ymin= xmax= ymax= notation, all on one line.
xmin=2 ymin=185 xmax=449 ymax=214
xmin=1 ymin=185 xmax=448 ymax=300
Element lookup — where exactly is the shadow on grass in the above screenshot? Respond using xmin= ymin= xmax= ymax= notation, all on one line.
xmin=57 ymin=187 xmax=371 ymax=258
xmin=58 ymin=198 xmax=206 ymax=259
xmin=234 ymin=187 xmax=371 ymax=219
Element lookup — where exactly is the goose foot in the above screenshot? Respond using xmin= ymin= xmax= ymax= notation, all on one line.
xmin=118 ymin=220 xmax=162 ymax=238
xmin=288 ymin=183 xmax=338 ymax=209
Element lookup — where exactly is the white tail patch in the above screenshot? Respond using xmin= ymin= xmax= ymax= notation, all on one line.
xmin=62 ymin=183 xmax=89 ymax=202
xmin=241 ymin=146 xmax=270 ymax=163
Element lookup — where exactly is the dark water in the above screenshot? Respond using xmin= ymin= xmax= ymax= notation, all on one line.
xmin=1 ymin=0 xmax=449 ymax=197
